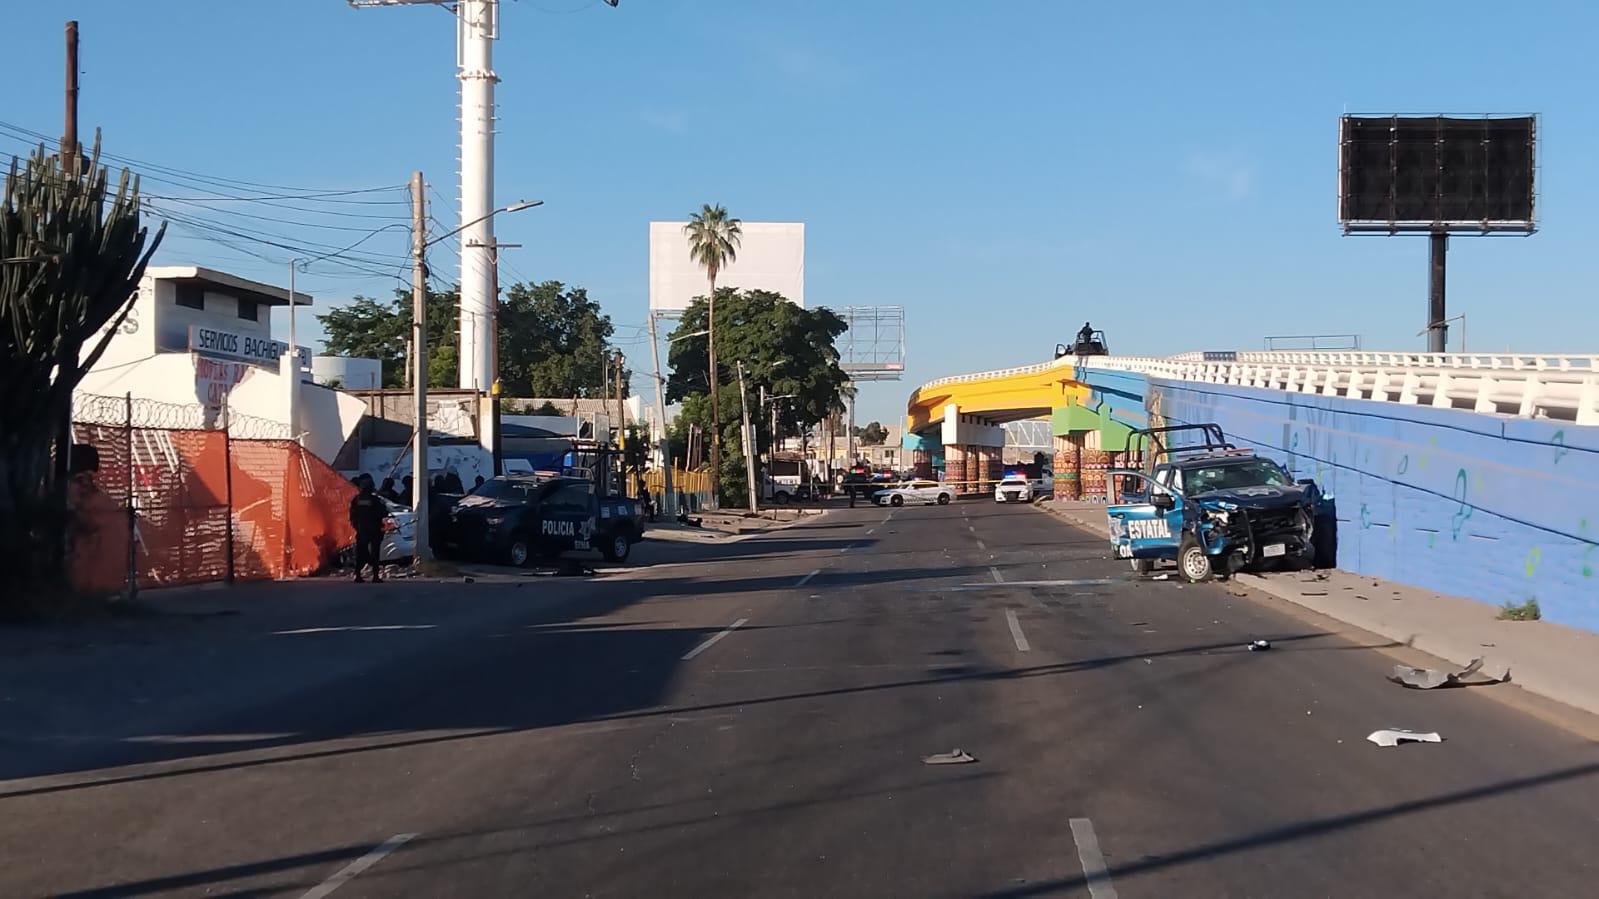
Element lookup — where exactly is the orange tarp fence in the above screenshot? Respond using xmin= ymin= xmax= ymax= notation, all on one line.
xmin=69 ymin=425 xmax=357 ymax=593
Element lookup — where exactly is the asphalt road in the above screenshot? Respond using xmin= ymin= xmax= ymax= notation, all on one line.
xmin=5 ymin=500 xmax=1599 ymax=897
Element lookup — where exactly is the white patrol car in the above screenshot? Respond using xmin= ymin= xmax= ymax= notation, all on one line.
xmin=874 ymin=479 xmax=955 ymax=507
xmin=994 ymin=475 xmax=1033 ymax=504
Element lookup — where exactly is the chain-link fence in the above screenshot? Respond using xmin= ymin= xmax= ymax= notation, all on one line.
xmin=68 ymin=392 xmax=357 ymax=596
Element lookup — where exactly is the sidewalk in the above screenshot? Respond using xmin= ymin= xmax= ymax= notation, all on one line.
xmin=1037 ymin=497 xmax=1599 ymax=720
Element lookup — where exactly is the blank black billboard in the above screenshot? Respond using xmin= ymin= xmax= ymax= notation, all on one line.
xmin=1339 ymin=115 xmax=1536 ymax=231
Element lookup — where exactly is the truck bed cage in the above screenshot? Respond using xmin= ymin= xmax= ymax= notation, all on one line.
xmin=1123 ymin=424 xmax=1234 ymax=471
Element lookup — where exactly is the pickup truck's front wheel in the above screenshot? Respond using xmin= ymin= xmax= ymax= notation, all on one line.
xmin=507 ymin=538 xmax=532 ymax=568
xmin=601 ymin=531 xmax=632 ymax=563
xmin=1178 ymin=535 xmax=1214 ymax=583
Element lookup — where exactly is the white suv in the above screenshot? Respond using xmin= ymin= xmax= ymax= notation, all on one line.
xmin=994 ymin=475 xmax=1033 ymax=504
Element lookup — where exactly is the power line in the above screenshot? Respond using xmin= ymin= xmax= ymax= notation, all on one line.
xmin=0 ymin=118 xmax=408 ymax=198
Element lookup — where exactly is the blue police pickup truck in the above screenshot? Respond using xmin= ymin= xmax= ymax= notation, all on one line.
xmin=1106 ymin=424 xmax=1335 ymax=582
xmin=434 ymin=474 xmax=645 ymax=567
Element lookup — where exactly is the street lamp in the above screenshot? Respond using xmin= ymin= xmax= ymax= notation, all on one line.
xmin=410 ymin=195 xmax=541 ymax=569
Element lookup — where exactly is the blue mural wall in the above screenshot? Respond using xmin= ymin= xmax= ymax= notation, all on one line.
xmin=1075 ymin=369 xmax=1150 ymax=438
xmin=1145 ymin=377 xmax=1599 ymax=631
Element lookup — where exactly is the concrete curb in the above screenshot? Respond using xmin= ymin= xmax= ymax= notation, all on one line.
xmin=1034 ymin=499 xmax=1599 ymax=721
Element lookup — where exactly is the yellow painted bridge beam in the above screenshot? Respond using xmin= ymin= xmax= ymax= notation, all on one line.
xmin=905 ymin=359 xmax=1088 ymax=434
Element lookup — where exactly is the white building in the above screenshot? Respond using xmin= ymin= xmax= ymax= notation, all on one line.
xmin=78 ymin=265 xmax=365 ymax=463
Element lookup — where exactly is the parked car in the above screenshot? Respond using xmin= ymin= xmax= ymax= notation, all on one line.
xmin=434 ymin=475 xmax=646 ymax=566
xmin=379 ymin=497 xmax=416 ymax=563
xmin=874 ymin=479 xmax=954 ymax=507
xmin=994 ymin=475 xmax=1033 ymax=504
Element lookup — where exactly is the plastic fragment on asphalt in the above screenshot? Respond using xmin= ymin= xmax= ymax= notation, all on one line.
xmin=1152 ymin=574 xmax=1170 ymax=581
xmin=1367 ymin=729 xmax=1443 ymax=747
xmin=922 ymin=748 xmax=976 ymax=765
xmin=1247 ymin=639 xmax=1271 ymax=651
xmin=1388 ymin=657 xmax=1508 ymax=690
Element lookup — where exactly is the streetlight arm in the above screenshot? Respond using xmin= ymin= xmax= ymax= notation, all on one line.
xmin=424 ymin=199 xmax=542 ymax=248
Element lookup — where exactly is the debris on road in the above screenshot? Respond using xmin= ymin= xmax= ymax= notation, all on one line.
xmin=1247 ymin=639 xmax=1271 ymax=651
xmin=1301 ymin=589 xmax=1328 ymax=596
xmin=1387 ymin=657 xmax=1509 ymax=690
xmin=462 ymin=575 xmax=476 ymax=584
xmin=1367 ymin=729 xmax=1444 ymax=747
xmin=1152 ymin=574 xmax=1170 ymax=581
xmin=922 ymin=748 xmax=976 ymax=765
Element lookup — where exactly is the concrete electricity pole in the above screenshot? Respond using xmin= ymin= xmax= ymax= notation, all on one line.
xmin=737 ymin=362 xmax=757 ymax=513
xmin=410 ymin=171 xmax=433 ymax=566
xmin=647 ymin=313 xmax=675 ymax=518
xmin=62 ymin=21 xmax=79 ymax=177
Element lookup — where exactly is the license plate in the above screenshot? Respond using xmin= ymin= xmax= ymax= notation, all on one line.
xmin=574 ymin=540 xmax=591 ymax=551
xmin=1262 ymin=543 xmax=1286 ymax=558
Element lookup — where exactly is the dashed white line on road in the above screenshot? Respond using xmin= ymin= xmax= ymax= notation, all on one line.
xmin=1069 ymin=817 xmax=1118 ymax=899
xmin=681 ymin=618 xmax=749 ymax=661
xmin=300 ymin=832 xmax=418 ymax=899
xmin=276 ymin=625 xmax=436 ymax=636
xmin=989 ymin=566 xmax=1004 ymax=583
xmin=866 ymin=527 xmax=876 ymax=535
xmin=796 ymin=569 xmax=820 ymax=586
xmin=975 ymin=539 xmax=988 ymax=551
xmin=1005 ymin=609 xmax=1030 ymax=652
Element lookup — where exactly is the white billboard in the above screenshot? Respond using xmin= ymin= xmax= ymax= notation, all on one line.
xmin=649 ymin=220 xmax=804 ymax=313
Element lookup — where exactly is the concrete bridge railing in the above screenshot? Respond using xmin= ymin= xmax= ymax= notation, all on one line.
xmin=1077 ymin=356 xmax=1599 ymax=425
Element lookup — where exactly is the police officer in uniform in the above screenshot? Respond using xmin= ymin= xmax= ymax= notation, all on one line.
xmin=349 ymin=479 xmax=388 ymax=582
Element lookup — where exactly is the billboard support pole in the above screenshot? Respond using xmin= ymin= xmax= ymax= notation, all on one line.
xmin=1428 ymin=231 xmax=1448 ymax=353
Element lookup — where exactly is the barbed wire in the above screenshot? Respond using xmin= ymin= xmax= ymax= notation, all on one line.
xmin=73 ymin=392 xmax=292 ymax=439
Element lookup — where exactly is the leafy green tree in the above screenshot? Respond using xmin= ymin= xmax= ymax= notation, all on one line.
xmin=855 ymin=421 xmax=889 ymax=445
xmin=682 ymin=204 xmax=741 ymax=503
xmin=319 ymin=281 xmax=622 ymax=396
xmin=1 ymin=137 xmax=163 ymax=609
xmin=496 ymin=281 xmax=616 ymax=398
xmin=317 ymin=287 xmax=458 ymax=388
xmin=667 ymin=288 xmax=848 ymax=501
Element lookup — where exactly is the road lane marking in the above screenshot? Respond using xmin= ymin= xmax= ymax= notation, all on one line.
xmin=276 ymin=625 xmax=436 ymax=635
xmin=681 ymin=618 xmax=749 ymax=660
xmin=1005 ymin=609 xmax=1030 ymax=652
xmin=796 ymin=569 xmax=820 ymax=586
xmin=1069 ymin=818 xmax=1118 ymax=899
xmin=300 ymin=832 xmax=418 ymax=899
xmin=866 ymin=527 xmax=876 ymax=535
xmin=989 ymin=566 xmax=1004 ymax=583
xmin=975 ymin=539 xmax=988 ymax=551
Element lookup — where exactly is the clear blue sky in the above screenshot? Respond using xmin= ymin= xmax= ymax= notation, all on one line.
xmin=5 ymin=1 xmax=1597 ymax=425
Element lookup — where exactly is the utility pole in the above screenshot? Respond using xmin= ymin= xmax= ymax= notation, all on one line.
xmin=647 ymin=312 xmax=675 ymax=519
xmin=62 ymin=20 xmax=79 ymax=176
xmin=846 ymin=382 xmax=857 ymax=470
xmin=708 ymin=297 xmax=721 ymax=510
xmin=410 ymin=171 xmax=433 ymax=567
xmin=737 ymin=362 xmax=757 ymax=513
xmin=614 ymin=350 xmax=625 ymax=447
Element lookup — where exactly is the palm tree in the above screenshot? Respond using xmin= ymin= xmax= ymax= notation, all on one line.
xmin=683 ymin=204 xmax=742 ymax=506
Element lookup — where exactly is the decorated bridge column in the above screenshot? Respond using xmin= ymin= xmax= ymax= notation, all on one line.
xmin=944 ymin=443 xmax=967 ymax=490
xmin=1054 ymin=433 xmax=1083 ymax=500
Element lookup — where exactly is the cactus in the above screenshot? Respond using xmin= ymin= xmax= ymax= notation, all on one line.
xmin=0 ymin=132 xmax=164 ymax=611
